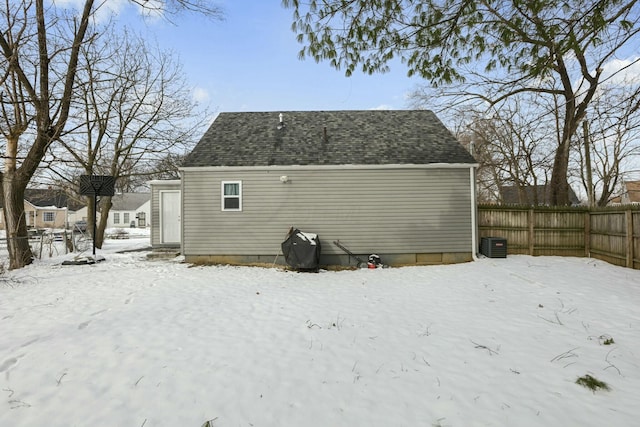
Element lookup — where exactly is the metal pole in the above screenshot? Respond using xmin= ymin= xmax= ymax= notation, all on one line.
xmin=93 ymin=195 xmax=97 ymax=256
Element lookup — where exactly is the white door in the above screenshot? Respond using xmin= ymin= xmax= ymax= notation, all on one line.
xmin=160 ymin=190 xmax=181 ymax=244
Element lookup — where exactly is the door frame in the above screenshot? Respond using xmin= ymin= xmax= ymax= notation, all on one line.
xmin=159 ymin=190 xmax=181 ymax=244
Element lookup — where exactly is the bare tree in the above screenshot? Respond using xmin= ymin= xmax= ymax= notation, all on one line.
xmin=0 ymin=0 xmax=221 ymax=268
xmin=431 ymin=89 xmax=559 ymax=204
xmin=573 ymin=81 xmax=640 ymax=206
xmin=51 ymin=27 xmax=209 ymax=248
xmin=131 ymin=152 xmax=187 ymax=185
xmin=0 ymin=1 xmax=94 ymax=269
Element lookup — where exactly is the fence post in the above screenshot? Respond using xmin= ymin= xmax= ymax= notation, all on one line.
xmin=528 ymin=208 xmax=535 ymax=255
xmin=584 ymin=211 xmax=591 ymax=257
xmin=626 ymin=209 xmax=634 ymax=268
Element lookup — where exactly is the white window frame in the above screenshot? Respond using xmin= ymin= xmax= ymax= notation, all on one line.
xmin=114 ymin=212 xmax=120 ymax=224
xmin=124 ymin=212 xmax=130 ymax=224
xmin=43 ymin=211 xmax=55 ymax=222
xmin=221 ymin=181 xmax=242 ymax=211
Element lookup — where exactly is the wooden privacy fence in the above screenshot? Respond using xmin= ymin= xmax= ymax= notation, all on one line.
xmin=477 ymin=205 xmax=640 ymax=270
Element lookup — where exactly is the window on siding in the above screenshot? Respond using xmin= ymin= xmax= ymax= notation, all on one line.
xmin=43 ymin=211 xmax=55 ymax=222
xmin=124 ymin=213 xmax=130 ymax=224
xmin=222 ymin=181 xmax=242 ymax=211
xmin=137 ymin=212 xmax=146 ymax=227
xmin=114 ymin=213 xmax=120 ymax=224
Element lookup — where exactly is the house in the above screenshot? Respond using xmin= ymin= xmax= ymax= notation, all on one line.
xmin=610 ymin=180 xmax=640 ymax=205
xmin=0 ymin=188 xmax=83 ymax=230
xmin=499 ymin=184 xmax=581 ymax=206
xmin=107 ymin=193 xmax=151 ymax=228
xmin=153 ymin=110 xmax=478 ymax=267
xmin=70 ymin=193 xmax=151 ymax=229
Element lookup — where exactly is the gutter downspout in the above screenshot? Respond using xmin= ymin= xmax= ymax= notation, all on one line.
xmin=470 ymin=166 xmax=479 ymax=261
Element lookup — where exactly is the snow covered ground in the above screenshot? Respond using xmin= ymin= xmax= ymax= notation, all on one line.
xmin=1 ymin=237 xmax=639 ymax=427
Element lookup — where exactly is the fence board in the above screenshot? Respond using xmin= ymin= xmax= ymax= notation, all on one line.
xmin=478 ymin=205 xmax=640 ymax=270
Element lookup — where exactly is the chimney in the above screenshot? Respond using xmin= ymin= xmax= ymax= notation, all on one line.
xmin=277 ymin=113 xmax=285 ymax=130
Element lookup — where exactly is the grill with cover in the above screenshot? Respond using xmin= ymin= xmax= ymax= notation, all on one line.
xmin=281 ymin=228 xmax=321 ymax=270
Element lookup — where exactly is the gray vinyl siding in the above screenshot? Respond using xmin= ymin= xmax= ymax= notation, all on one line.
xmin=149 ymin=181 xmax=181 ymax=248
xmin=182 ymin=167 xmax=473 ymax=257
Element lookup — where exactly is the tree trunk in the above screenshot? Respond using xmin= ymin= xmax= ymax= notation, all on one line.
xmin=549 ymin=102 xmax=579 ymax=206
xmin=583 ymin=120 xmax=595 ymax=207
xmin=2 ymin=172 xmax=34 ymax=269
xmin=94 ymin=195 xmax=112 ymax=249
xmin=549 ymin=140 xmax=570 ymax=206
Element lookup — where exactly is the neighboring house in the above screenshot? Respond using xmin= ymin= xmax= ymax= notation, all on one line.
xmin=107 ymin=193 xmax=151 ymax=229
xmin=610 ymin=180 xmax=640 ymax=205
xmin=499 ymin=185 xmax=581 ymax=206
xmin=0 ymin=188 xmax=83 ymax=230
xmin=153 ymin=110 xmax=478 ymax=267
xmin=67 ymin=205 xmax=92 ymax=226
xmin=66 ymin=193 xmax=151 ymax=230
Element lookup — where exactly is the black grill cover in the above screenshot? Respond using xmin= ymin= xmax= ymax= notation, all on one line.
xmin=281 ymin=228 xmax=321 ymax=270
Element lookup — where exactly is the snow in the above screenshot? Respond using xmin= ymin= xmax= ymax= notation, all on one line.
xmin=297 ymin=231 xmax=318 ymax=244
xmin=1 ymin=236 xmax=640 ymax=427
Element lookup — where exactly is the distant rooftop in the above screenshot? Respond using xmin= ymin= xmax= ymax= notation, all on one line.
xmin=111 ymin=193 xmax=151 ymax=211
xmin=500 ymin=185 xmax=581 ymax=206
xmin=0 ymin=188 xmax=84 ymax=211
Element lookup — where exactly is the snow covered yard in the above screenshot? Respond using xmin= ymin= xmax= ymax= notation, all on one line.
xmin=1 ymin=246 xmax=639 ymax=426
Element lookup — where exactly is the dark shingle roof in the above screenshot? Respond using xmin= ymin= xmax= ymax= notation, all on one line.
xmin=0 ymin=188 xmax=83 ymax=210
xmin=500 ymin=185 xmax=581 ymax=205
xmin=182 ymin=110 xmax=476 ymax=167
xmin=23 ymin=189 xmax=68 ymax=208
xmin=26 ymin=188 xmax=82 ymax=209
